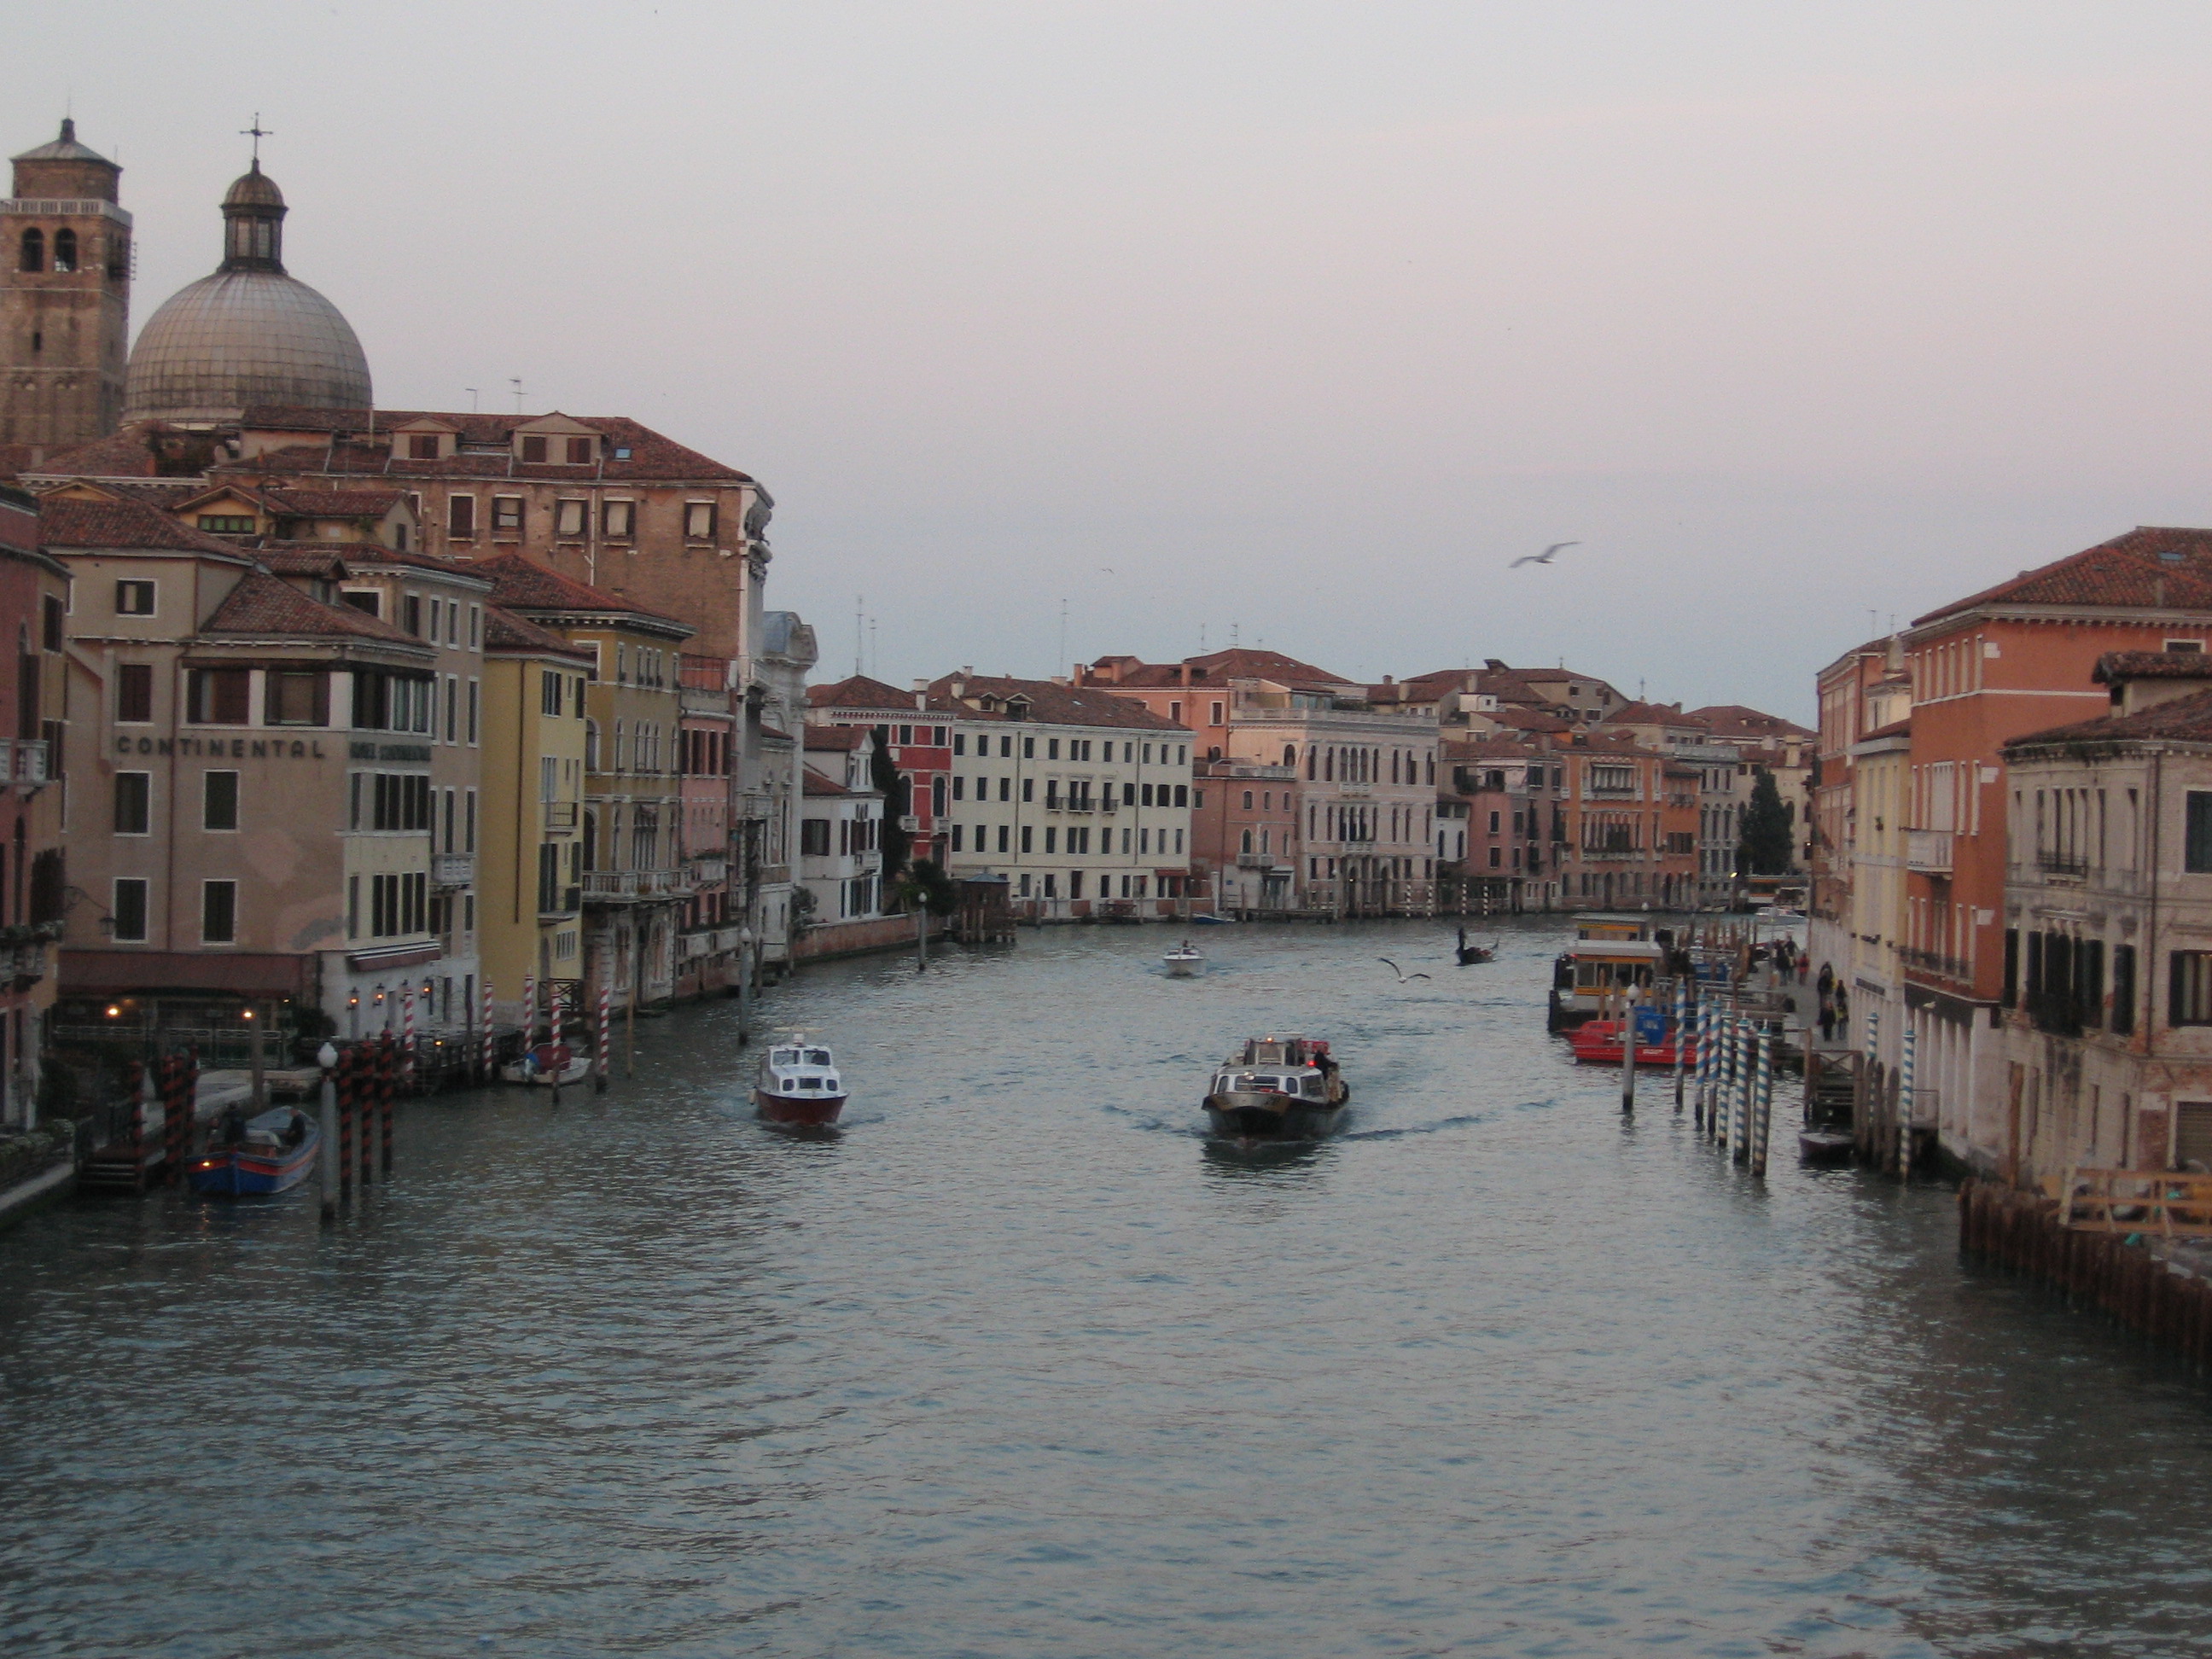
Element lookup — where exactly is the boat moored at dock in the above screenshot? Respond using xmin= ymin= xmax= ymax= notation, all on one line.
xmin=1203 ymin=1034 xmax=1348 ymax=1144
xmin=756 ymin=1039 xmax=847 ymax=1127
xmin=186 ymin=1106 xmax=319 ymax=1196
xmin=1548 ymin=917 xmax=1671 ymax=1032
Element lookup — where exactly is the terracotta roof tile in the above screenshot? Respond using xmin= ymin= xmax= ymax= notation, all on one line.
xmin=807 ymin=674 xmax=927 ymax=713
xmin=2093 ymin=650 xmax=2212 ymax=684
xmin=2007 ymin=686 xmax=2212 ymax=748
xmin=470 ymin=551 xmax=690 ymax=634
xmin=802 ymin=766 xmax=857 ymax=797
xmin=233 ymin=408 xmax=755 ymax=484
xmin=201 ymin=571 xmax=422 ymax=643
xmin=482 ymin=604 xmax=596 ymax=661
xmin=252 ymin=547 xmax=350 ymax=579
xmin=263 ymin=487 xmax=405 ymax=518
xmin=38 ymin=497 xmax=243 ymax=556
xmin=804 ymin=726 xmax=869 ymax=751
xmin=1917 ymin=527 xmax=2212 ymax=626
xmin=933 ymin=673 xmax=1192 ymax=731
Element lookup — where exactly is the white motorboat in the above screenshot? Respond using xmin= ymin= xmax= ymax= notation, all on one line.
xmin=755 ymin=1036 xmax=847 ymax=1126
xmin=1163 ymin=941 xmax=1204 ymax=978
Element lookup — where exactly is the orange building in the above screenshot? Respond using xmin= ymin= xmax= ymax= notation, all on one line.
xmin=1841 ymin=527 xmax=2212 ymax=1174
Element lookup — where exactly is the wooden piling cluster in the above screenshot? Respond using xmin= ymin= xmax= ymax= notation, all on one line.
xmin=1959 ymin=1178 xmax=2212 ymax=1365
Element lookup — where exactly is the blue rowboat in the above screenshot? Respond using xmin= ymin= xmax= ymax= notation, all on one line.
xmin=187 ymin=1106 xmax=320 ymax=1197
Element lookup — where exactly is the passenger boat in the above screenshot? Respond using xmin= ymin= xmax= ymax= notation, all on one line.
xmin=1162 ymin=942 xmax=1204 ymax=977
xmin=501 ymin=1042 xmax=590 ymax=1087
xmin=187 ymin=1106 xmax=319 ymax=1197
xmin=1203 ymin=1034 xmax=1348 ymax=1144
xmin=1454 ymin=928 xmax=1496 ymax=966
xmin=755 ymin=1038 xmax=847 ymax=1126
xmin=1548 ymin=914 xmax=1668 ymax=1032
xmin=1566 ymin=1015 xmax=1694 ymax=1068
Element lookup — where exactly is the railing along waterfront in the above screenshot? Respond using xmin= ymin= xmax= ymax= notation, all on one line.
xmin=2063 ymin=1170 xmax=2212 ymax=1237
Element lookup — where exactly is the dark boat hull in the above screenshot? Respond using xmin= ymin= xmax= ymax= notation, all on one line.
xmin=755 ymin=1087 xmax=846 ymax=1127
xmin=1797 ymin=1128 xmax=1855 ymax=1164
xmin=186 ymin=1128 xmax=319 ymax=1196
xmin=1203 ymin=1088 xmax=1348 ymax=1144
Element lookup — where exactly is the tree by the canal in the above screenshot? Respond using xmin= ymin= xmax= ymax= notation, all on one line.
xmin=870 ymin=738 xmax=913 ymax=883
xmin=1738 ymin=768 xmax=1795 ymax=876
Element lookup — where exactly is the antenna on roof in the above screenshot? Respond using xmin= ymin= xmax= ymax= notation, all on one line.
xmin=465 ymin=387 xmax=480 ymax=414
xmin=509 ymin=378 xmax=526 ymax=416
xmin=1057 ymin=598 xmax=1068 ymax=681
xmin=854 ymin=593 xmax=864 ymax=678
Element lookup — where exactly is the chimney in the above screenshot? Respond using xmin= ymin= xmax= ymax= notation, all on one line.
xmin=949 ymin=678 xmax=966 ymax=700
xmin=1179 ymin=662 xmax=1192 ymax=687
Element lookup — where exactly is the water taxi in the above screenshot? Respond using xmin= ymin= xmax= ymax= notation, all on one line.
xmin=1548 ymin=915 xmax=1670 ymax=1032
xmin=756 ymin=1038 xmax=847 ymax=1126
xmin=1163 ymin=942 xmax=1204 ymax=977
xmin=187 ymin=1106 xmax=319 ymax=1196
xmin=1203 ymin=1034 xmax=1348 ymax=1144
xmin=1566 ymin=1011 xmax=1694 ymax=1068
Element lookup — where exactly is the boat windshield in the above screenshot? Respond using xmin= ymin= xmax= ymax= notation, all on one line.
xmin=805 ymin=1049 xmax=832 ymax=1066
xmin=771 ymin=1048 xmax=800 ymax=1065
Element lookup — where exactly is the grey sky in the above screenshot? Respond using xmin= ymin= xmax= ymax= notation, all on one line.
xmin=23 ymin=2 xmax=2212 ymax=717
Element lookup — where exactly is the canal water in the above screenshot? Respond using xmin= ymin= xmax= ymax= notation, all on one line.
xmin=4 ymin=919 xmax=2212 ymax=1657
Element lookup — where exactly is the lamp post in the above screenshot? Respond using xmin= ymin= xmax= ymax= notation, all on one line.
xmin=316 ymin=1040 xmax=339 ymax=1223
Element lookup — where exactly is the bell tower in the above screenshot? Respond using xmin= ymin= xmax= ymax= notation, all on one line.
xmin=0 ymin=119 xmax=130 ymax=449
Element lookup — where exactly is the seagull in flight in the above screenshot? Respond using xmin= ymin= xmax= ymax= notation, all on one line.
xmin=1378 ymin=958 xmax=1431 ymax=983
xmin=1511 ymin=541 xmax=1579 ymax=568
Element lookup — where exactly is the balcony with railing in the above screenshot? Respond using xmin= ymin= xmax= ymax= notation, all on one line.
xmin=2035 ymin=849 xmax=2089 ymax=879
xmin=431 ymin=853 xmax=474 ymax=888
xmin=537 ymin=885 xmax=582 ymax=920
xmin=582 ymin=869 xmax=683 ymax=901
xmin=1906 ymin=829 xmax=1953 ymax=875
xmin=1900 ymin=945 xmax=1971 ymax=981
xmin=544 ymin=800 xmax=579 ymax=830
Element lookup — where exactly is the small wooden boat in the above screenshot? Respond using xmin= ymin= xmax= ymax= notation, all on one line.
xmin=1163 ymin=941 xmax=1204 ymax=977
xmin=1454 ymin=928 xmax=1497 ymax=966
xmin=1190 ymin=912 xmax=1231 ymax=925
xmin=187 ymin=1106 xmax=319 ymax=1196
xmin=756 ymin=1039 xmax=847 ymax=1126
xmin=502 ymin=1042 xmax=591 ymax=1087
xmin=1567 ymin=1018 xmax=1694 ymax=1068
xmin=1203 ymin=1034 xmax=1348 ymax=1144
xmin=1798 ymin=1127 xmax=1855 ymax=1163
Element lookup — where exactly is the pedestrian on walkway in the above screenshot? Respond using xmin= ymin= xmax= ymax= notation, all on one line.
xmin=1818 ymin=994 xmax=1836 ymax=1043
xmin=1817 ymin=962 xmax=1835 ymax=1002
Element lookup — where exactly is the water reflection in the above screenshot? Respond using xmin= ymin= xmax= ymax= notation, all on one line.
xmin=5 ymin=917 xmax=2212 ymax=1657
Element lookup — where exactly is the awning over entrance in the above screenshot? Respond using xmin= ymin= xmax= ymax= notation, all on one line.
xmin=346 ymin=942 xmax=442 ymax=971
xmin=60 ymin=950 xmax=314 ymax=998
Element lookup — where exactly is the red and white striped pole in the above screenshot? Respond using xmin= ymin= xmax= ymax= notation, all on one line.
xmin=402 ymin=986 xmax=416 ymax=1076
xmin=480 ymin=979 xmax=494 ymax=1081
xmin=597 ymin=980 xmax=611 ymax=1091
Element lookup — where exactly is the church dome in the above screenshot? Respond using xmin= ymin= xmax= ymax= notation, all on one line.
xmin=124 ymin=271 xmax=371 ymax=422
xmin=122 ymin=160 xmax=371 ymax=425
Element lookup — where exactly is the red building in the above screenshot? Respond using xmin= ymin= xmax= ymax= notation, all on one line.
xmin=804 ymin=674 xmax=955 ymax=867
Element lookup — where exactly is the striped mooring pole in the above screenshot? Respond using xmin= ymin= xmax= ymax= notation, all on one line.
xmin=402 ymin=987 xmax=416 ymax=1078
xmin=1751 ymin=1023 xmax=1773 ymax=1177
xmin=480 ymin=978 xmax=495 ymax=1082
xmin=1715 ymin=1010 xmax=1735 ymax=1150
xmin=1672 ymin=977 xmax=1687 ymax=1114
xmin=1697 ymin=996 xmax=1715 ymax=1130
xmin=597 ymin=980 xmax=612 ymax=1091
xmin=521 ymin=972 xmax=538 ymax=1070
xmin=1899 ymin=1019 xmax=1917 ymax=1181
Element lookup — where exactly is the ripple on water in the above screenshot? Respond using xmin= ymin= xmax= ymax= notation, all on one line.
xmin=4 ymin=919 xmax=2212 ymax=1656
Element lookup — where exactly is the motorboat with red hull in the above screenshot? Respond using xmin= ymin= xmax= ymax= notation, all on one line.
xmin=1203 ymin=1034 xmax=1348 ymax=1145
xmin=755 ymin=1039 xmax=847 ymax=1127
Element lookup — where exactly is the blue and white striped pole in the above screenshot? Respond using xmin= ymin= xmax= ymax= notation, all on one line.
xmin=1673 ymin=975 xmax=1688 ymax=1114
xmin=1898 ymin=1019 xmax=1917 ymax=1181
xmin=1752 ymin=1022 xmax=1773 ymax=1175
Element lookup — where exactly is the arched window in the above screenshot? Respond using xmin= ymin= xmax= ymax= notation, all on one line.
xmin=18 ymin=230 xmax=42 ymax=272
xmin=50 ymin=230 xmax=75 ymax=272
xmin=1306 ymin=747 xmax=1316 ymax=780
xmin=1283 ymin=744 xmax=1296 ymax=768
xmin=584 ymin=719 xmax=600 ymax=771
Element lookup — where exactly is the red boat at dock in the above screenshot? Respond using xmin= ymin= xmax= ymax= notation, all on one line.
xmin=1566 ymin=1018 xmax=1694 ymax=1068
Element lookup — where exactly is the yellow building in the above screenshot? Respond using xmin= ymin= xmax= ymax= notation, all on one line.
xmin=475 ymin=555 xmax=692 ymax=1013
xmin=476 ymin=606 xmax=592 ymax=1021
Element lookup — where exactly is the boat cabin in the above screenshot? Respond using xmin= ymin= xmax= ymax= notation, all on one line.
xmin=761 ymin=1043 xmax=842 ymax=1100
xmin=1553 ymin=938 xmax=1666 ymax=999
